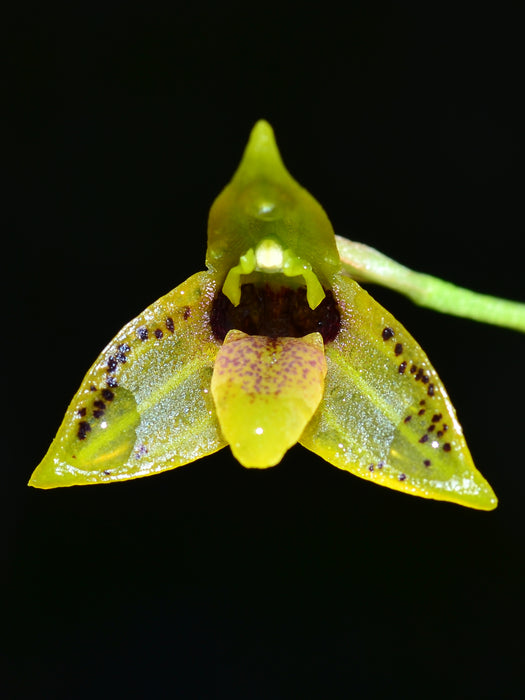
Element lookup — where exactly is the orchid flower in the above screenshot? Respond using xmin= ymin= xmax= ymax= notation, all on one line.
xmin=30 ymin=121 xmax=525 ymax=509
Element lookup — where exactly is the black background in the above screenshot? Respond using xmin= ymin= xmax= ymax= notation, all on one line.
xmin=6 ymin=4 xmax=524 ymax=699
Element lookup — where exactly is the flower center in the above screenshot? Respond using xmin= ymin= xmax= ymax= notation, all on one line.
xmin=221 ymin=238 xmax=326 ymax=310
xmin=210 ymin=282 xmax=341 ymax=343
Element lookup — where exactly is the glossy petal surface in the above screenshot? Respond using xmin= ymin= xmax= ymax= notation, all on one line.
xmin=30 ymin=272 xmax=226 ymax=488
xmin=300 ymin=275 xmax=497 ymax=510
xmin=211 ymin=330 xmax=326 ymax=467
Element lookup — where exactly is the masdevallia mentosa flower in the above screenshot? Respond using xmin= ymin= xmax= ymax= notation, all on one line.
xmin=29 ymin=120 xmax=498 ymax=510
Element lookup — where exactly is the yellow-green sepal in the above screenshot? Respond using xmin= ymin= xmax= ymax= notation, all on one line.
xmin=206 ymin=120 xmax=341 ymax=295
xmin=211 ymin=330 xmax=327 ymax=468
xmin=29 ymin=271 xmax=226 ymax=488
xmin=300 ymin=275 xmax=497 ymax=510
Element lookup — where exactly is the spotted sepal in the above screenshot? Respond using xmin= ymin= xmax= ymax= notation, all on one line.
xmin=29 ymin=272 xmax=226 ymax=488
xmin=299 ymin=275 xmax=497 ymax=510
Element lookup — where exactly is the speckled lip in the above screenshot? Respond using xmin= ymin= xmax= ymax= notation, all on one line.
xmin=211 ymin=329 xmax=327 ymax=467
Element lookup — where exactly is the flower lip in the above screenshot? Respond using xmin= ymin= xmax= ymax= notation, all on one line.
xmin=210 ymin=282 xmax=341 ymax=343
xmin=211 ymin=329 xmax=327 ymax=468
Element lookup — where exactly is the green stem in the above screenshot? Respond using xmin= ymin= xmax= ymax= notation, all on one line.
xmin=336 ymin=237 xmax=525 ymax=333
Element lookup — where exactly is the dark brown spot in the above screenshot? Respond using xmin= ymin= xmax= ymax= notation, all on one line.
xmin=394 ymin=342 xmax=403 ymax=356
xmin=89 ymin=385 xmax=97 ymax=392
xmin=93 ymin=409 xmax=105 ymax=419
xmin=442 ymin=424 xmax=449 ymax=432
xmin=419 ymin=400 xmax=426 ymax=406
xmin=427 ymin=383 xmax=435 ymax=396
xmin=94 ymin=400 xmax=106 ymax=409
xmin=377 ymin=461 xmax=385 ymax=469
xmin=443 ymin=442 xmax=451 ymax=452
xmin=418 ymin=408 xmax=426 ymax=416
xmin=77 ymin=421 xmax=91 ymax=440
xmin=431 ymin=413 xmax=442 ymax=423
xmin=211 ymin=284 xmax=341 ymax=343
xmin=415 ymin=369 xmax=424 ymax=382
xmin=102 ymin=388 xmax=114 ymax=401
xmin=404 ymin=415 xmax=412 ymax=423
xmin=423 ymin=459 xmax=431 ymax=467
xmin=106 ymin=376 xmax=118 ymax=388
xmin=422 ymin=374 xmax=430 ymax=384
xmin=419 ymin=434 xmax=429 ymax=443
xmin=368 ymin=464 xmax=374 ymax=471
xmin=137 ymin=326 xmax=148 ymax=341
xmin=398 ymin=361 xmax=407 ymax=374
xmin=118 ymin=343 xmax=130 ymax=353
xmin=382 ymin=327 xmax=395 ymax=341
xmin=410 ymin=364 xmax=417 ymax=374
xmin=183 ymin=306 xmax=191 ymax=320
xmin=427 ymin=424 xmax=435 ymax=432
xmin=154 ymin=328 xmax=164 ymax=339
xmin=77 ymin=407 xmax=87 ymax=417
xmin=399 ymin=473 xmax=406 ymax=481
xmin=437 ymin=430 xmax=444 ymax=438
xmin=107 ymin=356 xmax=118 ymax=372
xmin=116 ymin=350 xmax=127 ymax=363
xmin=166 ymin=317 xmax=175 ymax=332
xmin=102 ymin=470 xmax=111 ymax=476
